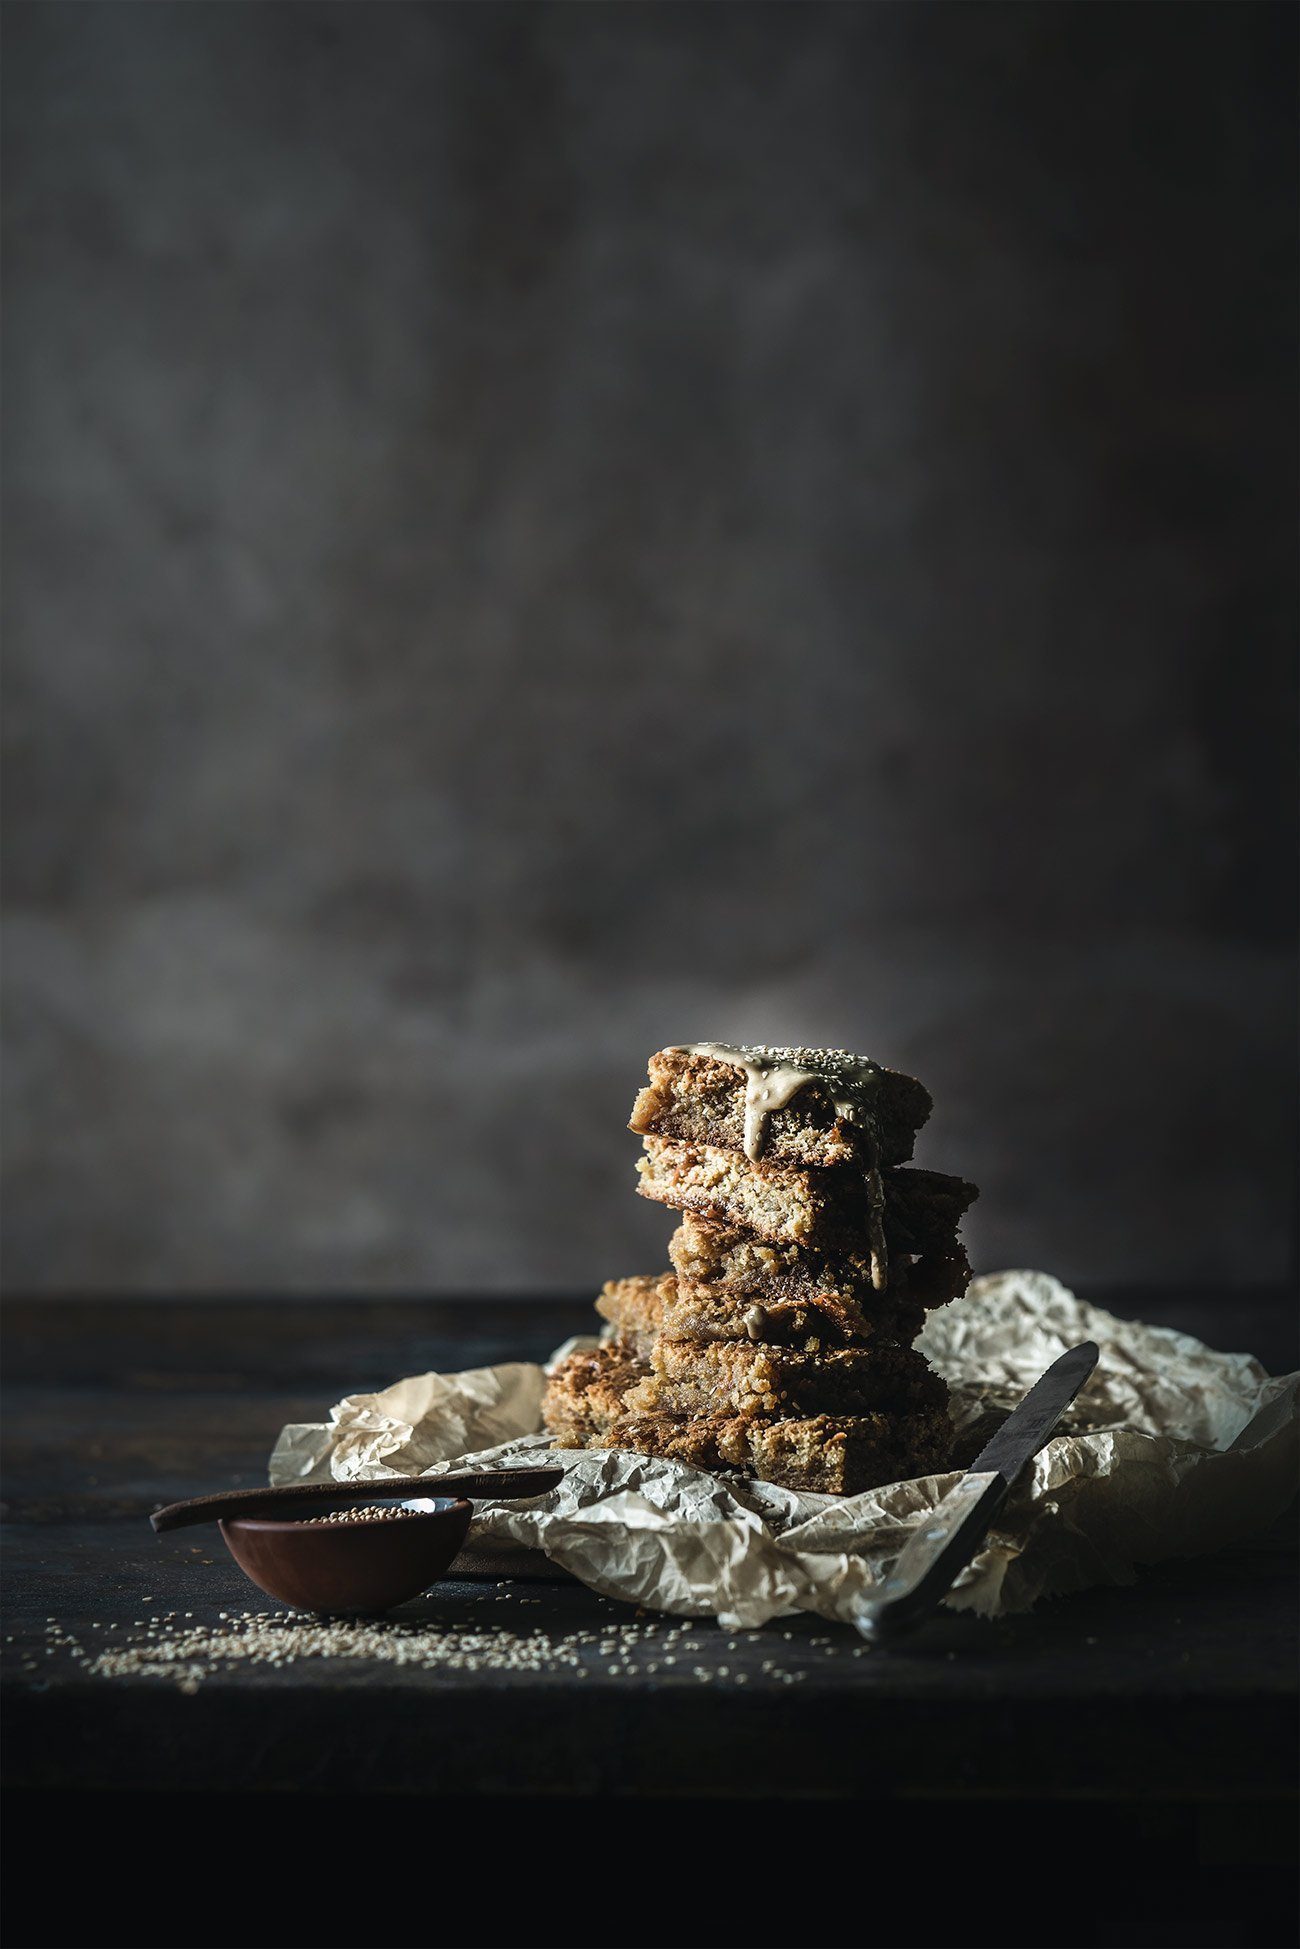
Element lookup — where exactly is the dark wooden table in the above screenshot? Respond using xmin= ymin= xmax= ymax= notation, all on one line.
xmin=3 ymin=1294 xmax=1296 ymax=1949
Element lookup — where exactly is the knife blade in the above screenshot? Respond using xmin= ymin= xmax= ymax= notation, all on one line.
xmin=857 ymin=1339 xmax=1099 ymax=1642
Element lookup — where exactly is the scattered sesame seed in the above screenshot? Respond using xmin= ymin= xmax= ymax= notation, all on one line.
xmin=20 ymin=1599 xmax=870 ymax=1694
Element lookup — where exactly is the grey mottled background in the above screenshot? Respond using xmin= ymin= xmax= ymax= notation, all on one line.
xmin=3 ymin=1 xmax=1296 ymax=1298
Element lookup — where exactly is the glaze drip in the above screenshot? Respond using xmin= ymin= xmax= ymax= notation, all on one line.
xmin=676 ymin=1043 xmax=891 ymax=1289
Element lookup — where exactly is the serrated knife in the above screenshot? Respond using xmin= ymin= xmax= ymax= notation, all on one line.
xmin=857 ymin=1339 xmax=1100 ymax=1642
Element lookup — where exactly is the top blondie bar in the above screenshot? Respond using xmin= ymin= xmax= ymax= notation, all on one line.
xmin=629 ymin=1044 xmax=931 ymax=1170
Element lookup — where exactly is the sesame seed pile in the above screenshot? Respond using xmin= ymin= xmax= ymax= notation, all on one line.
xmin=7 ymin=1595 xmax=885 ymax=1698
xmin=299 ymin=1505 xmax=421 ymax=1524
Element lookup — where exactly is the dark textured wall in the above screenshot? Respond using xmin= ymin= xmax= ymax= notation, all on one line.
xmin=4 ymin=1 xmax=1296 ymax=1297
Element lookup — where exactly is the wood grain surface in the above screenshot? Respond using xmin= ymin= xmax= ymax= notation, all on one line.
xmin=3 ymin=1294 xmax=1296 ymax=1803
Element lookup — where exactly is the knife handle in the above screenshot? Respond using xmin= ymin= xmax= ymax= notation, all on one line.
xmin=858 ymin=1470 xmax=1007 ymax=1641
xmin=150 ymin=1468 xmax=566 ymax=1533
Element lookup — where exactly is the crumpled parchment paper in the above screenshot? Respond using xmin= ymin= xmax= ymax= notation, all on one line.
xmin=269 ymin=1271 xmax=1298 ymax=1630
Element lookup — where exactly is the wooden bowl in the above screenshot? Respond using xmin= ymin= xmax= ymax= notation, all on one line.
xmin=219 ymin=1494 xmax=473 ymax=1614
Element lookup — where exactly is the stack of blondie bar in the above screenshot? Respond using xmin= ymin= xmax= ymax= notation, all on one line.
xmin=543 ymin=1044 xmax=977 ymax=1494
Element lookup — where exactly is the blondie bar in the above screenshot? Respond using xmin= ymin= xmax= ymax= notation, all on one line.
xmin=629 ymin=1044 xmax=931 ymax=1169
xmin=623 ymin=1337 xmax=948 ymax=1418
xmin=594 ymin=1271 xmax=677 ymax=1356
xmin=668 ymin=1213 xmax=969 ymax=1325
xmin=637 ymin=1138 xmax=977 ymax=1262
xmin=661 ymin=1283 xmax=925 ymax=1351
xmin=605 ymin=1403 xmax=954 ymax=1496
xmin=542 ymin=1344 xmax=647 ymax=1447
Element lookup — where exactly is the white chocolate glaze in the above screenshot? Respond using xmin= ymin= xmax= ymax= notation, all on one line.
xmin=675 ymin=1043 xmax=891 ymax=1289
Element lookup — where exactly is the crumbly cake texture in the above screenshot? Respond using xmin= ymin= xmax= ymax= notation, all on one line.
xmin=637 ymin=1138 xmax=977 ymax=1256
xmin=542 ymin=1345 xmax=647 ymax=1447
xmin=623 ymin=1338 xmax=947 ymax=1418
xmin=629 ymin=1045 xmax=931 ymax=1170
xmin=668 ymin=1214 xmax=970 ymax=1321
xmin=594 ymin=1271 xmax=677 ymax=1356
xmin=604 ymin=1404 xmax=954 ymax=1497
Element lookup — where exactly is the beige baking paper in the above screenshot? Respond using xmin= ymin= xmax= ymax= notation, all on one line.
xmin=269 ymin=1270 xmax=1299 ymax=1631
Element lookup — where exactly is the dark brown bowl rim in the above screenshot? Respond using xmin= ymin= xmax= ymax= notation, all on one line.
xmin=221 ymin=1495 xmax=471 ymax=1535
